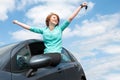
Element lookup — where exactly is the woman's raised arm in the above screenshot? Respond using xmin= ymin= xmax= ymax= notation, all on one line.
xmin=13 ymin=20 xmax=30 ymax=30
xmin=68 ymin=2 xmax=87 ymax=22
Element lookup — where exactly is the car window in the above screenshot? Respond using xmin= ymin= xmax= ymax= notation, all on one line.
xmin=61 ymin=48 xmax=72 ymax=62
xmin=16 ymin=46 xmax=31 ymax=70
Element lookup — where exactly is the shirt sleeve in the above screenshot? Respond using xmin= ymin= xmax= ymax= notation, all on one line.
xmin=60 ymin=20 xmax=70 ymax=31
xmin=30 ymin=27 xmax=43 ymax=34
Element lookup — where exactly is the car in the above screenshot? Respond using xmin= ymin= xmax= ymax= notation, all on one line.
xmin=0 ymin=39 xmax=86 ymax=80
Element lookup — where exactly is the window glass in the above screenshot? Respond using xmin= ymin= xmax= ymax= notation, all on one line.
xmin=61 ymin=49 xmax=72 ymax=62
xmin=16 ymin=46 xmax=31 ymax=70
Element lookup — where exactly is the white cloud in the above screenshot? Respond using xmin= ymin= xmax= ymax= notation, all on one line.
xmin=75 ymin=29 xmax=120 ymax=53
xmin=0 ymin=0 xmax=15 ymax=21
xmin=15 ymin=0 xmax=46 ymax=10
xmin=100 ymin=45 xmax=120 ymax=54
xmin=104 ymin=74 xmax=120 ymax=80
xmin=0 ymin=0 xmax=92 ymax=21
xmin=10 ymin=30 xmax=42 ymax=41
xmin=63 ymin=13 xmax=120 ymax=38
xmin=16 ymin=0 xmax=84 ymax=10
xmin=85 ymin=55 xmax=120 ymax=80
xmin=62 ymin=28 xmax=74 ymax=38
xmin=25 ymin=3 xmax=75 ymax=25
xmin=25 ymin=1 xmax=94 ymax=25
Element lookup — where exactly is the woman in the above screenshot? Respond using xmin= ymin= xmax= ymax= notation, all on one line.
xmin=13 ymin=2 xmax=87 ymax=54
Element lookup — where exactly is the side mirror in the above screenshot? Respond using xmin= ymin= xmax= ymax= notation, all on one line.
xmin=29 ymin=55 xmax=51 ymax=69
xmin=29 ymin=53 xmax=61 ymax=69
xmin=26 ymin=53 xmax=61 ymax=77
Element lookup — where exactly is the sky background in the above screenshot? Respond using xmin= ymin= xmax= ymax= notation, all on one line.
xmin=0 ymin=0 xmax=120 ymax=80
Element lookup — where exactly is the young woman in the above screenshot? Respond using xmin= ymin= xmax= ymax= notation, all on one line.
xmin=13 ymin=2 xmax=87 ymax=54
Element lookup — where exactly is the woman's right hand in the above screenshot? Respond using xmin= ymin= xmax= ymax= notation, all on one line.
xmin=13 ymin=20 xmax=18 ymax=24
xmin=12 ymin=20 xmax=30 ymax=30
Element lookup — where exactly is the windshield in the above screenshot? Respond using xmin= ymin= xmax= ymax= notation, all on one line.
xmin=0 ymin=43 xmax=17 ymax=56
xmin=0 ymin=43 xmax=17 ymax=68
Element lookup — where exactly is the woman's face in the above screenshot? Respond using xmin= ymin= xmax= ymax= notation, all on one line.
xmin=49 ymin=15 xmax=58 ymax=26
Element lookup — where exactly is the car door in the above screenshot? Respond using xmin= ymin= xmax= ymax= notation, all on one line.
xmin=38 ymin=48 xmax=80 ymax=80
xmin=60 ymin=48 xmax=83 ymax=80
xmin=11 ymin=44 xmax=32 ymax=80
xmin=18 ymin=48 xmax=82 ymax=80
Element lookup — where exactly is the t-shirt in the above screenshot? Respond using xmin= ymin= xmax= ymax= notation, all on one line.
xmin=30 ymin=20 xmax=70 ymax=53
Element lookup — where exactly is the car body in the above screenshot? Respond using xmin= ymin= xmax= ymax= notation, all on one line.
xmin=0 ymin=39 xmax=86 ymax=80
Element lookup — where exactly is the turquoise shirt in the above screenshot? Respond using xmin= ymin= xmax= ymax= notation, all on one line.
xmin=30 ymin=20 xmax=70 ymax=53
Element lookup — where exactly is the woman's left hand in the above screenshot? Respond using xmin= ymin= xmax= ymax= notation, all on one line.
xmin=81 ymin=2 xmax=87 ymax=8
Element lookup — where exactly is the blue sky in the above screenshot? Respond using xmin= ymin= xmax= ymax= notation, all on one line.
xmin=0 ymin=0 xmax=120 ymax=80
